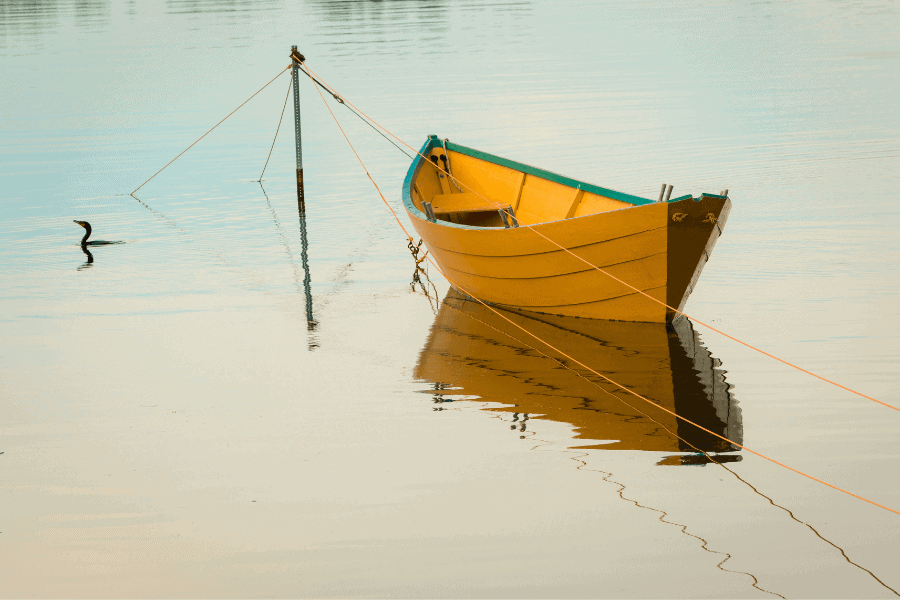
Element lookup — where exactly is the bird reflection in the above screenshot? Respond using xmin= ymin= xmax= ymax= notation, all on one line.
xmin=73 ymin=220 xmax=123 ymax=270
xmin=78 ymin=245 xmax=94 ymax=270
xmin=415 ymin=289 xmax=743 ymax=465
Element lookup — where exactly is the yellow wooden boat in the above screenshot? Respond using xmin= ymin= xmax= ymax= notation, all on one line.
xmin=403 ymin=135 xmax=731 ymax=323
xmin=416 ymin=289 xmax=742 ymax=462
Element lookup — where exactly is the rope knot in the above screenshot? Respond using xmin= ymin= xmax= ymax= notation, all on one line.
xmin=408 ymin=238 xmax=438 ymax=313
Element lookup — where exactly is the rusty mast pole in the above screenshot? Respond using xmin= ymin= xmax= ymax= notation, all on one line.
xmin=289 ymin=47 xmax=316 ymax=339
xmin=291 ymin=46 xmax=306 ymax=214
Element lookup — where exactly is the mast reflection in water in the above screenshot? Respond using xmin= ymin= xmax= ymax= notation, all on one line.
xmin=415 ymin=290 xmax=742 ymax=466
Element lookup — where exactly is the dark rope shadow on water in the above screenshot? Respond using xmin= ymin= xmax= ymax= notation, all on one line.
xmin=719 ymin=464 xmax=899 ymax=597
xmin=129 ymin=192 xmax=184 ymax=232
xmin=568 ymin=341 xmax=900 ymax=597
xmin=567 ymin=448 xmax=786 ymax=599
xmin=130 ymin=181 xmax=317 ymax=352
xmin=427 ymin=392 xmax=784 ymax=599
xmin=431 ymin=299 xmax=899 ymax=598
xmin=259 ymin=181 xmax=318 ymax=350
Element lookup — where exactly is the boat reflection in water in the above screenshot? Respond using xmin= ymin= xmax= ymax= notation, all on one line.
xmin=415 ymin=290 xmax=742 ymax=466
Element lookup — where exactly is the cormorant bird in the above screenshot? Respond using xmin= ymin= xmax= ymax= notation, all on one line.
xmin=73 ymin=220 xmax=123 ymax=246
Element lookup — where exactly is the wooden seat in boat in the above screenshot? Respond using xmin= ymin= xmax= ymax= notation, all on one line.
xmin=431 ymin=193 xmax=509 ymax=215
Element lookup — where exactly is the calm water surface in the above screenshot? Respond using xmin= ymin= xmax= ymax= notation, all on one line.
xmin=1 ymin=0 xmax=899 ymax=597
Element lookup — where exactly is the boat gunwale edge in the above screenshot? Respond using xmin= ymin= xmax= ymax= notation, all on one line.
xmin=401 ymin=135 xmax=728 ymax=231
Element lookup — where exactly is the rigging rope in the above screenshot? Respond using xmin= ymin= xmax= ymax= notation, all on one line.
xmin=258 ymin=70 xmax=294 ymax=181
xmin=437 ymin=295 xmax=898 ymax=595
xmin=302 ymin=68 xmax=414 ymax=159
xmin=306 ymin=66 xmax=417 ymax=243
xmin=304 ymin=67 xmax=900 ymax=517
xmin=132 ymin=64 xmax=291 ymax=195
xmin=297 ymin=61 xmax=898 ymax=415
xmin=438 ymin=298 xmax=899 ymax=596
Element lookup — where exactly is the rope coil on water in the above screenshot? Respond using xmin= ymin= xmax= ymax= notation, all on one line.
xmin=297 ymin=61 xmax=898 ymax=416
xmin=300 ymin=61 xmax=900 ymax=518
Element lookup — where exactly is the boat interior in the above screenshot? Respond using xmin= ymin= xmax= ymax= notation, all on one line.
xmin=410 ymin=137 xmax=665 ymax=228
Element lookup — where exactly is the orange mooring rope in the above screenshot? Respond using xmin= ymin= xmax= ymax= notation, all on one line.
xmin=304 ymin=67 xmax=900 ymax=517
xmin=434 ymin=268 xmax=900 ymax=517
xmin=306 ymin=67 xmax=416 ymax=243
xmin=298 ymin=62 xmax=898 ymax=415
xmin=445 ymin=298 xmax=899 ymax=597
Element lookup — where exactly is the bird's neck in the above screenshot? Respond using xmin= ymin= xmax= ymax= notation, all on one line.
xmin=81 ymin=224 xmax=91 ymax=244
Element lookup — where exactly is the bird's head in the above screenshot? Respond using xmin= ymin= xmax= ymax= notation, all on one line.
xmin=73 ymin=220 xmax=89 ymax=229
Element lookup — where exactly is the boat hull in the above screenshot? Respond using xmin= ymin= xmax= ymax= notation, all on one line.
xmin=403 ymin=137 xmax=730 ymax=323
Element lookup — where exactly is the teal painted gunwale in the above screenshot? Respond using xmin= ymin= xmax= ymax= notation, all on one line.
xmin=401 ymin=136 xmax=721 ymax=229
xmin=443 ymin=138 xmax=655 ymax=207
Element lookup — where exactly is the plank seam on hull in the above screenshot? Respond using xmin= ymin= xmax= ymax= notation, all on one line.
xmin=459 ymin=284 xmax=667 ymax=310
xmin=442 ymin=297 xmax=651 ymax=347
xmin=440 ymin=250 xmax=668 ymax=281
xmin=422 ymin=223 xmax=668 ymax=258
xmin=410 ymin=199 xmax=660 ymax=230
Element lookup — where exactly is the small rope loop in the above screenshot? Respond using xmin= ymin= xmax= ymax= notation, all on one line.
xmin=407 ymin=238 xmax=438 ymax=312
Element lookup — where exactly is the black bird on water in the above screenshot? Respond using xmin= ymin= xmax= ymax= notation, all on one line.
xmin=73 ymin=220 xmax=123 ymax=246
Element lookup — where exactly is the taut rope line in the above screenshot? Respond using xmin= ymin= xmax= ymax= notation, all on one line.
xmin=305 ymin=65 xmax=416 ymax=243
xmin=258 ymin=70 xmax=294 ymax=181
xmin=426 ymin=251 xmax=900 ymax=516
xmin=132 ymin=64 xmax=291 ymax=195
xmin=438 ymin=302 xmax=785 ymax=600
xmin=306 ymin=72 xmax=900 ymax=517
xmin=437 ymin=298 xmax=898 ymax=597
xmin=297 ymin=61 xmax=897 ymax=415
